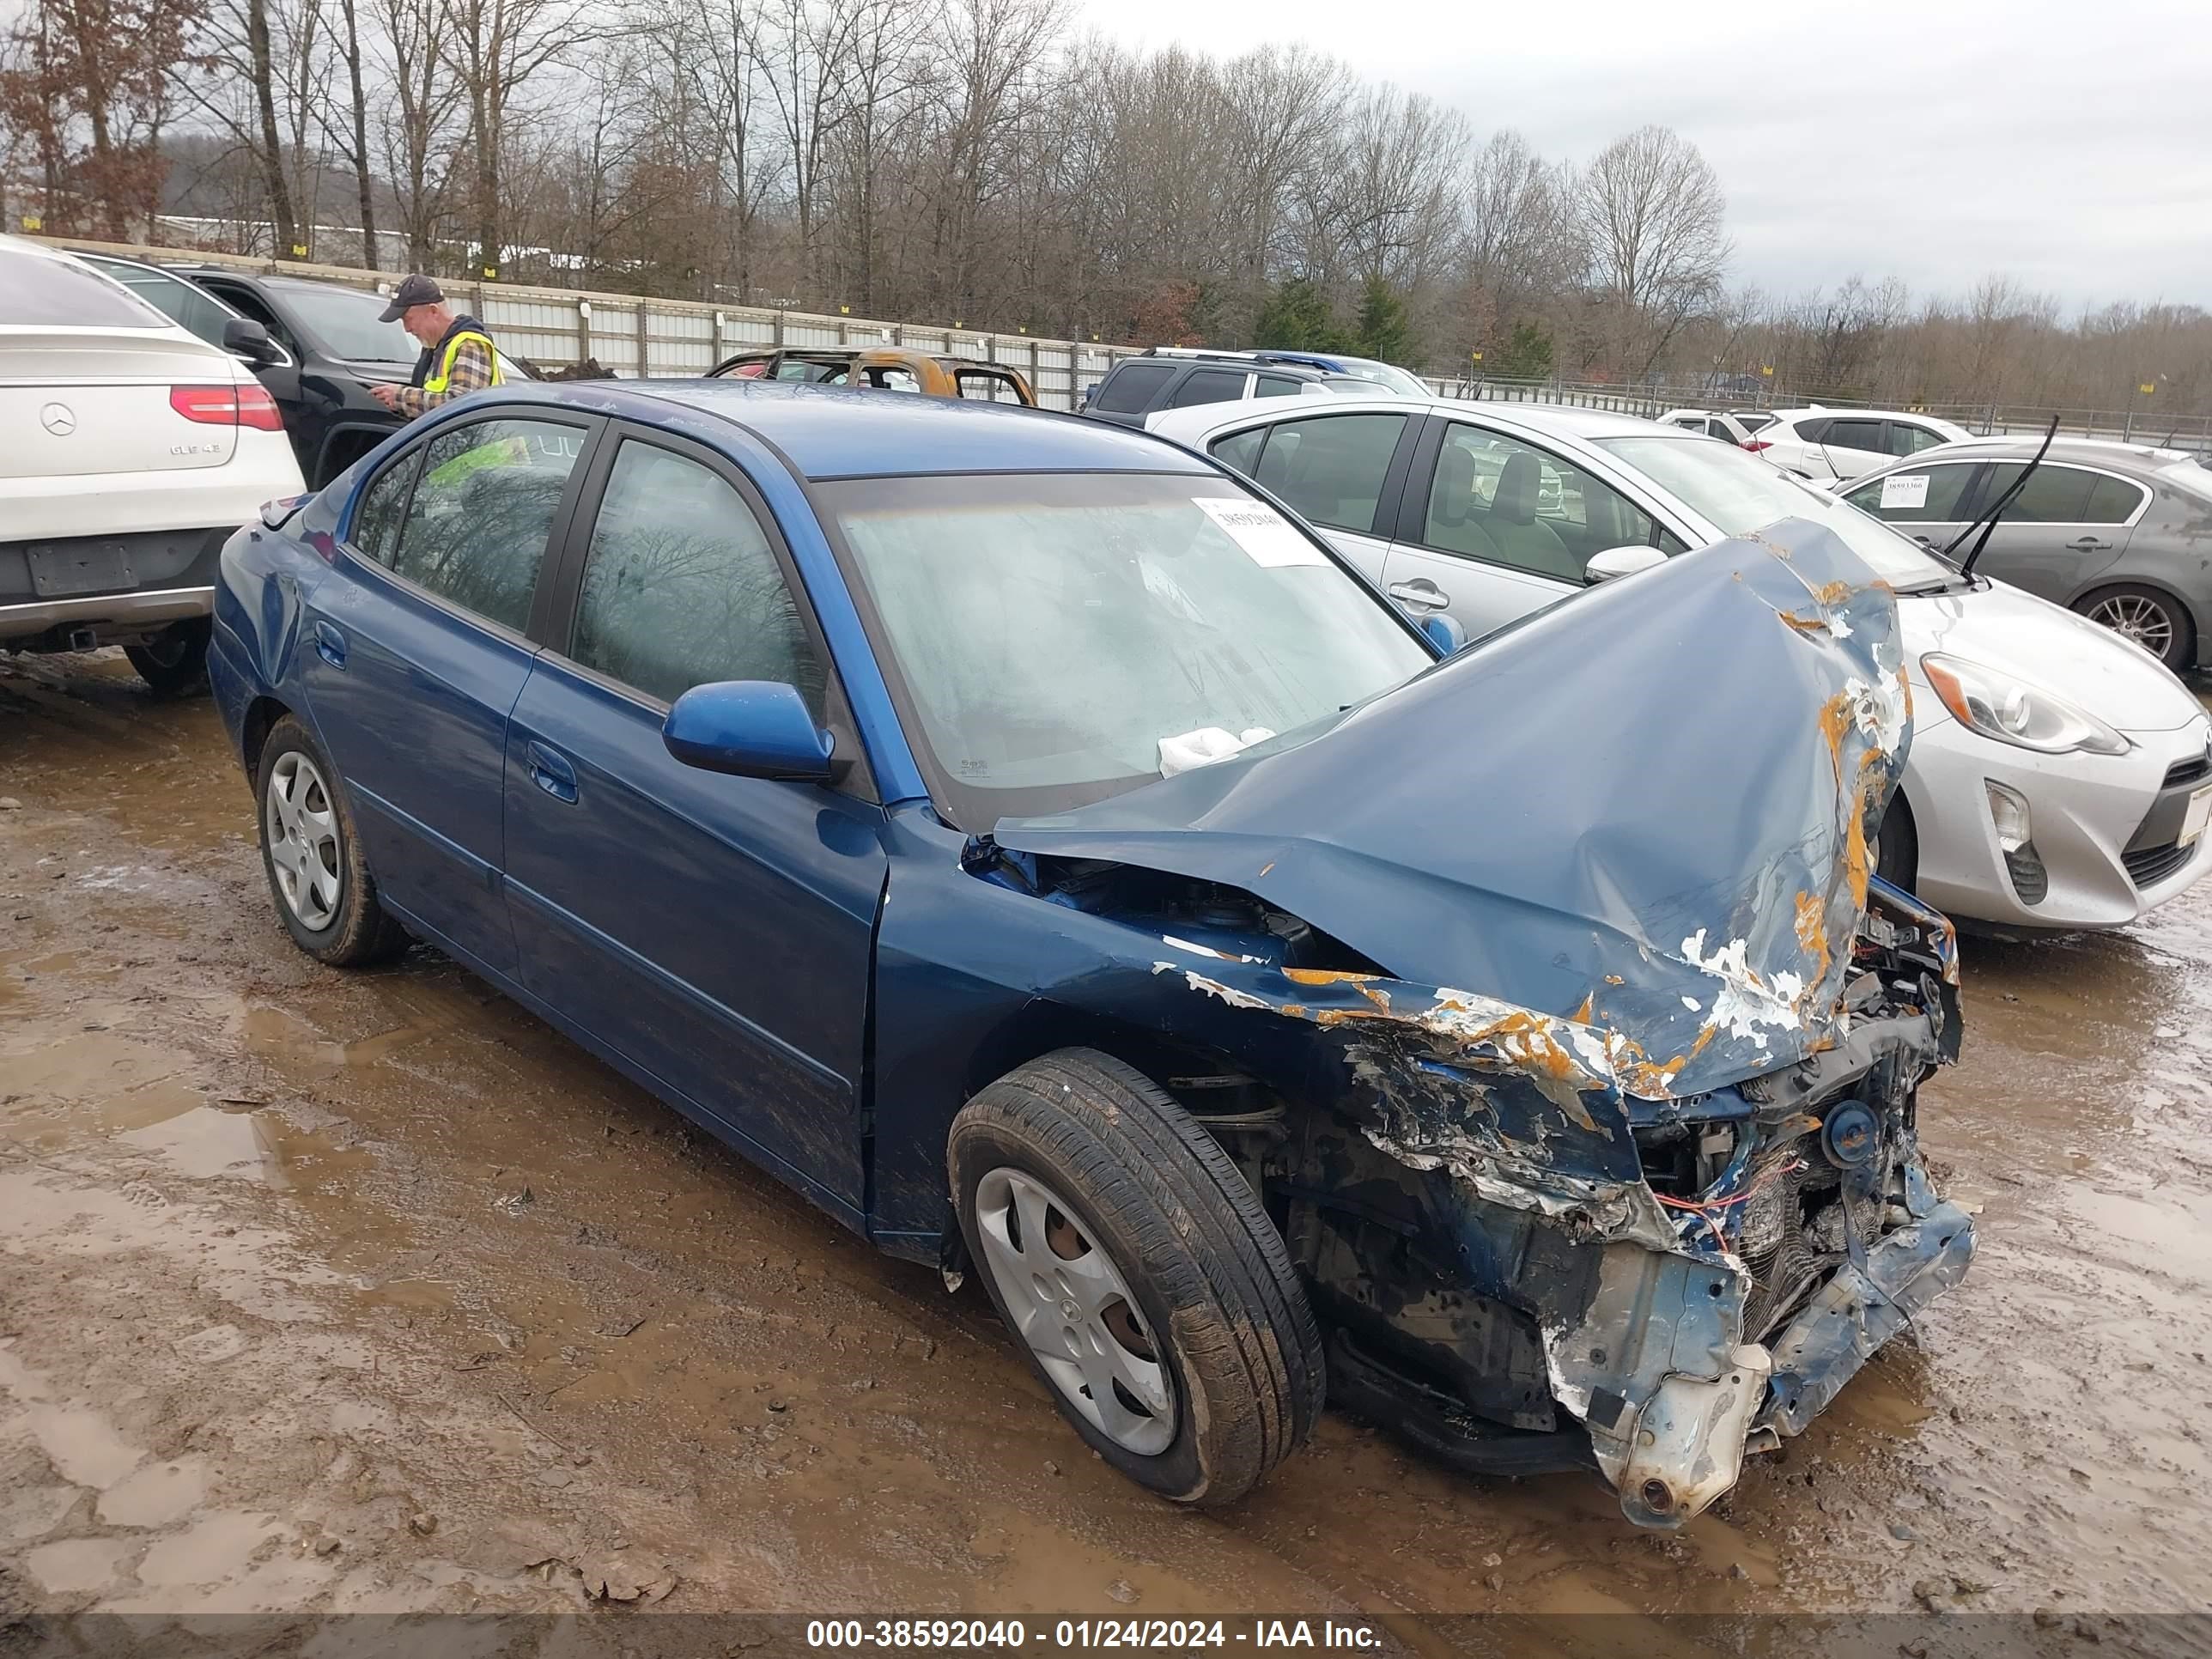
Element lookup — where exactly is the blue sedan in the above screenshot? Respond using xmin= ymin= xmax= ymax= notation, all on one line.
xmin=210 ymin=381 xmax=1972 ymax=1526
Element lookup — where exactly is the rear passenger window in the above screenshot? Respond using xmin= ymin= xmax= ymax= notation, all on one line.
xmin=1891 ymin=422 xmax=1948 ymax=455
xmin=1254 ymin=375 xmax=1303 ymax=398
xmin=1253 ymin=413 xmax=1406 ymax=533
xmin=1978 ymin=464 xmax=2100 ymax=524
xmin=569 ymin=441 xmax=826 ymax=715
xmin=1210 ymin=428 xmax=1266 ymax=477
xmin=1168 ymin=368 xmax=1249 ymax=408
xmin=1824 ymin=419 xmax=1886 ymax=451
xmin=1091 ymin=362 xmax=1175 ymax=414
xmin=388 ymin=416 xmax=583 ymax=630
xmin=2083 ymin=474 xmax=2146 ymax=525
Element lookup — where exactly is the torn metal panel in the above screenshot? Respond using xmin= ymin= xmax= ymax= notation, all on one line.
xmin=995 ymin=519 xmax=1914 ymax=1100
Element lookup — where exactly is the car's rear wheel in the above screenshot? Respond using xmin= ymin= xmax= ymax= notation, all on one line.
xmin=125 ymin=618 xmax=210 ymax=697
xmin=257 ymin=716 xmax=408 ymax=967
xmin=949 ymin=1048 xmax=1323 ymax=1506
xmin=2075 ymin=584 xmax=2196 ymax=671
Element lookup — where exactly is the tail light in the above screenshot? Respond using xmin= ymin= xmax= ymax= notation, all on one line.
xmin=170 ymin=383 xmax=285 ymax=432
xmin=1741 ymin=439 xmax=1771 ymax=452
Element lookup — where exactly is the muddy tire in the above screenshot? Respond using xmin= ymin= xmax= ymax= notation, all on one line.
xmin=125 ymin=618 xmax=211 ymax=698
xmin=255 ymin=716 xmax=408 ymax=968
xmin=949 ymin=1048 xmax=1323 ymax=1506
xmin=2073 ymin=583 xmax=2196 ymax=672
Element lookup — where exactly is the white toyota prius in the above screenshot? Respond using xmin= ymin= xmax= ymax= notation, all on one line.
xmin=1 ymin=234 xmax=305 ymax=693
xmin=1146 ymin=395 xmax=2212 ymax=932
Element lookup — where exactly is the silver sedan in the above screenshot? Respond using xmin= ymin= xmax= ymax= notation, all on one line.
xmin=1836 ymin=437 xmax=2212 ymax=673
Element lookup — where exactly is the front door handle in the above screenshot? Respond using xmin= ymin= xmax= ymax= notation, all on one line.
xmin=1388 ymin=579 xmax=1449 ymax=612
xmin=2067 ymin=536 xmax=2112 ymax=552
xmin=312 ymin=619 xmax=347 ymax=668
xmin=525 ymin=740 xmax=578 ymax=804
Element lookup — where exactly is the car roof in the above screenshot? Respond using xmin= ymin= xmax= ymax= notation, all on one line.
xmin=1770 ymin=405 xmax=1964 ymax=423
xmin=541 ymin=379 xmax=1212 ymax=480
xmin=1146 ymin=392 xmax=1674 ymax=447
xmin=1861 ymin=435 xmax=2189 ymax=473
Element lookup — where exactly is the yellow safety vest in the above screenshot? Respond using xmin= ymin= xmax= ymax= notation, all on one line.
xmin=421 ymin=328 xmax=507 ymax=396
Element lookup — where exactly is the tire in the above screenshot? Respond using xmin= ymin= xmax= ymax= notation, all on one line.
xmin=125 ymin=618 xmax=211 ymax=697
xmin=1872 ymin=788 xmax=1918 ymax=892
xmin=2074 ymin=583 xmax=2196 ymax=672
xmin=949 ymin=1048 xmax=1324 ymax=1507
xmin=255 ymin=715 xmax=409 ymax=967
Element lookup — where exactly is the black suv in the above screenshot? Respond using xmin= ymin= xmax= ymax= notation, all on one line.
xmin=74 ymin=257 xmax=479 ymax=489
xmin=1079 ymin=350 xmax=1335 ymax=428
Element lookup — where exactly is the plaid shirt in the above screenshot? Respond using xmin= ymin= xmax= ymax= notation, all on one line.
xmin=394 ymin=334 xmax=496 ymax=417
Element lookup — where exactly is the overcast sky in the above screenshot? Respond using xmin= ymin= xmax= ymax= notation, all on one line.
xmin=1076 ymin=0 xmax=2212 ymax=312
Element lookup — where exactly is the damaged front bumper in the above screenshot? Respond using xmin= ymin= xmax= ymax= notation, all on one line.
xmin=1154 ymin=882 xmax=1973 ymax=1529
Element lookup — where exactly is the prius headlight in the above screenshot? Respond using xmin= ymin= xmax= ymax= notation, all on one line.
xmin=1921 ymin=653 xmax=2130 ymax=757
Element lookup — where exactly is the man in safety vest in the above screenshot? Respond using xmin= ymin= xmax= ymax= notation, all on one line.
xmin=368 ymin=274 xmax=507 ymax=419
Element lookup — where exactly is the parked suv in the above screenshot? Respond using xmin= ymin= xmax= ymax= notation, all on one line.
xmin=72 ymin=259 xmax=511 ymax=489
xmin=1757 ymin=407 xmax=1972 ymax=484
xmin=1 ymin=237 xmax=304 ymax=692
xmin=1079 ymin=349 xmax=1337 ymax=428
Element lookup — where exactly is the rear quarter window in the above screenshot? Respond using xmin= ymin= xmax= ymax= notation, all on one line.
xmin=1091 ymin=362 xmax=1176 ymax=414
xmin=3 ymin=250 xmax=169 ymax=327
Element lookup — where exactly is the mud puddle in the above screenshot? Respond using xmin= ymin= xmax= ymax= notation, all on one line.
xmin=4 ymin=650 xmax=2211 ymax=1632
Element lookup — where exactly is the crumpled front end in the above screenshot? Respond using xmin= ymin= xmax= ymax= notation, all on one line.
xmin=1158 ymin=879 xmax=1968 ymax=1527
xmin=982 ymin=520 xmax=1976 ymax=1528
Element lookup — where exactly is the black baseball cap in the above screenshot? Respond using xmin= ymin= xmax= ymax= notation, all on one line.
xmin=378 ymin=274 xmax=444 ymax=322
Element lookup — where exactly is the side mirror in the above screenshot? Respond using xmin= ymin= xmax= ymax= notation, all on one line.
xmin=223 ymin=318 xmax=281 ymax=365
xmin=663 ymin=681 xmax=834 ymax=782
xmin=1585 ymin=544 xmax=1668 ymax=583
xmin=1419 ymin=613 xmax=1466 ymax=655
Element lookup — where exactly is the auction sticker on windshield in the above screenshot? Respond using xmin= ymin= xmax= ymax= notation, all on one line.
xmin=1881 ymin=474 xmax=1930 ymax=511
xmin=1194 ymin=496 xmax=1327 ymax=567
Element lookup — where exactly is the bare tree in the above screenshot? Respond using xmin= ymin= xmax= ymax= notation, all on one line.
xmin=1573 ymin=124 xmax=1729 ymax=379
xmin=436 ymin=0 xmax=587 ymax=276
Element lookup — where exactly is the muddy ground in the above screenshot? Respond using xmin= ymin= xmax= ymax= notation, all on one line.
xmin=3 ymin=651 xmax=2209 ymax=1647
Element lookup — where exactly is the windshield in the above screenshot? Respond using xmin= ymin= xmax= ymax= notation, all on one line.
xmin=823 ymin=471 xmax=1432 ymax=828
xmin=1595 ymin=434 xmax=1955 ymax=587
xmin=270 ymin=279 xmax=417 ymax=363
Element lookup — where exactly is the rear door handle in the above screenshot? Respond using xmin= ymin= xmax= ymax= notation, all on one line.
xmin=312 ymin=619 xmax=347 ymax=668
xmin=2067 ymin=536 xmax=2112 ymax=552
xmin=1388 ymin=579 xmax=1449 ymax=611
xmin=526 ymin=740 xmax=578 ymax=804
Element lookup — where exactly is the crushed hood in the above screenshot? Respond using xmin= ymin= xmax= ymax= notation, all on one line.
xmin=994 ymin=520 xmax=1912 ymax=1100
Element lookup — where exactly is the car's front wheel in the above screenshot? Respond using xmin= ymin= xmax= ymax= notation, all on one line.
xmin=2075 ymin=583 xmax=2196 ymax=672
xmin=125 ymin=618 xmax=210 ymax=697
xmin=949 ymin=1049 xmax=1324 ymax=1506
xmin=257 ymin=715 xmax=409 ymax=967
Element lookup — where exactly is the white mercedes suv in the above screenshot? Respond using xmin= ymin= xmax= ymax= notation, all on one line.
xmin=2 ymin=235 xmax=306 ymax=693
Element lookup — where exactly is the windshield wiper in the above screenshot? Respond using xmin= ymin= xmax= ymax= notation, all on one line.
xmin=1945 ymin=415 xmax=2059 ymax=578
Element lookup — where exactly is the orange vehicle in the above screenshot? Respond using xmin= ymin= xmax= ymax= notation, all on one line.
xmin=707 ymin=346 xmax=1036 ymax=405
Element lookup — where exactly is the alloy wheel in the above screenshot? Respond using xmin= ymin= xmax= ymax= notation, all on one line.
xmin=973 ymin=1166 xmax=1176 ymax=1455
xmin=2087 ymin=592 xmax=2175 ymax=660
xmin=265 ymin=751 xmax=343 ymax=932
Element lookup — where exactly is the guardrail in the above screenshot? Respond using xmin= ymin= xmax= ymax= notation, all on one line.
xmin=36 ymin=235 xmax=1139 ymax=413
